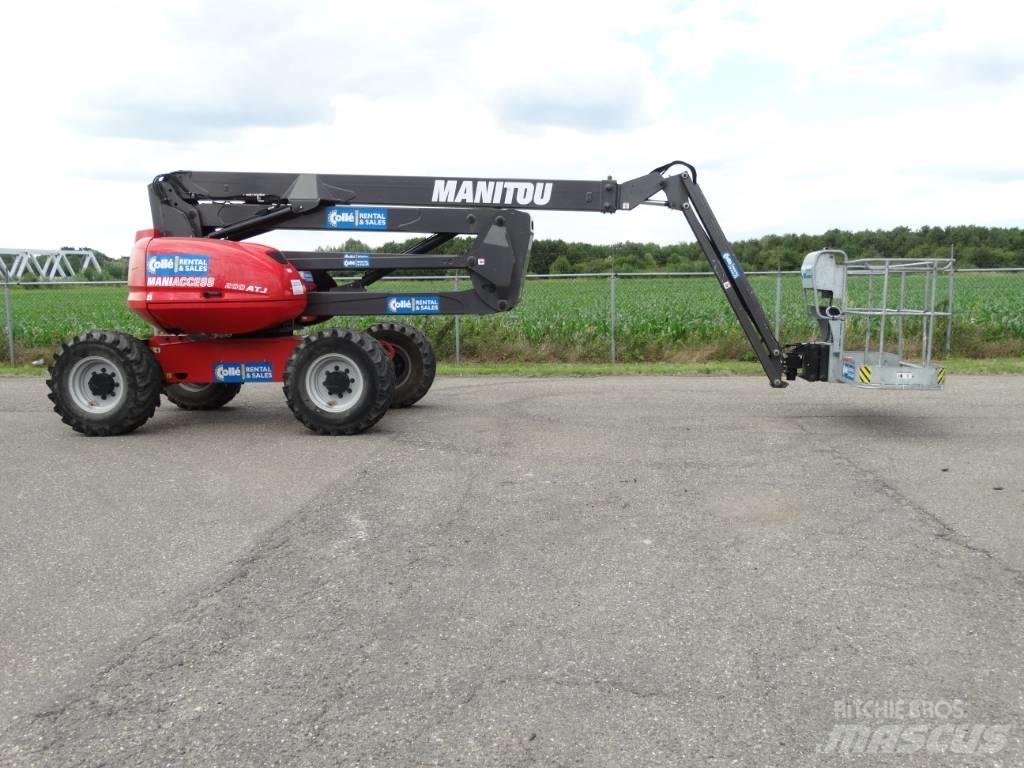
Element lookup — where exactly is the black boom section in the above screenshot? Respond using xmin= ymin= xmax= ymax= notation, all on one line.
xmin=149 ymin=171 xmax=616 ymax=237
xmin=293 ymin=207 xmax=534 ymax=315
xmin=148 ymin=163 xmax=786 ymax=386
xmin=664 ymin=175 xmax=787 ymax=387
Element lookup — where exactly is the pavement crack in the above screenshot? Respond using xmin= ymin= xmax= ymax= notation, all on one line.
xmin=797 ymin=420 xmax=1024 ymax=581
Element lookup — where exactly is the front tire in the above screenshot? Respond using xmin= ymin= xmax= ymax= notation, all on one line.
xmin=283 ymin=328 xmax=394 ymax=435
xmin=164 ymin=382 xmax=242 ymax=410
xmin=367 ymin=322 xmax=436 ymax=407
xmin=47 ymin=331 xmax=162 ymax=436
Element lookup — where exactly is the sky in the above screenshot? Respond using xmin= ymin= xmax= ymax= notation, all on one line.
xmin=2 ymin=0 xmax=1022 ymax=258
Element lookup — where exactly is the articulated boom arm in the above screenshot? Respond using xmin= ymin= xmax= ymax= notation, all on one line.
xmin=149 ymin=162 xmax=786 ymax=387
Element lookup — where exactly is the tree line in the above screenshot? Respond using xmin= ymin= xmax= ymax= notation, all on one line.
xmin=321 ymin=225 xmax=1024 ymax=274
xmin=49 ymin=224 xmax=1024 ymax=283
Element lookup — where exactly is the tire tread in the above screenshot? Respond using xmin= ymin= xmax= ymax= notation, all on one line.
xmin=367 ymin=322 xmax=436 ymax=407
xmin=46 ymin=330 xmax=162 ymax=436
xmin=282 ymin=328 xmax=394 ymax=435
xmin=164 ymin=383 xmax=242 ymax=410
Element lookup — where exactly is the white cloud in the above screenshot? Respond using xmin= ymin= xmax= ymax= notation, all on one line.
xmin=0 ymin=0 xmax=1021 ymax=257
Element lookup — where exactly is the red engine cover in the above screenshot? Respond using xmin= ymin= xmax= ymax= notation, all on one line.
xmin=128 ymin=237 xmax=307 ymax=334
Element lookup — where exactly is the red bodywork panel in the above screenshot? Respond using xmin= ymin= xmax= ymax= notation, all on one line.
xmin=128 ymin=237 xmax=308 ymax=334
xmin=150 ymin=335 xmax=301 ymax=384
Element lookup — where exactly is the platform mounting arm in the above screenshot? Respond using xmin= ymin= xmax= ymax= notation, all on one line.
xmin=653 ymin=169 xmax=787 ymax=387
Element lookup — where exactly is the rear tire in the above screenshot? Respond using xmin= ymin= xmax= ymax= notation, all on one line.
xmin=47 ymin=330 xmax=162 ymax=436
xmin=283 ymin=328 xmax=394 ymax=435
xmin=164 ymin=382 xmax=242 ymax=410
xmin=367 ymin=322 xmax=436 ymax=407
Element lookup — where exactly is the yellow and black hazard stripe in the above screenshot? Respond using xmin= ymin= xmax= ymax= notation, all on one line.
xmin=936 ymin=367 xmax=945 ymax=385
xmin=857 ymin=365 xmax=872 ymax=384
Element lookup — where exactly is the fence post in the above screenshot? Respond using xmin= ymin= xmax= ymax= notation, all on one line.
xmin=3 ymin=278 xmax=14 ymax=365
xmin=774 ymin=267 xmax=782 ymax=341
xmin=945 ymin=244 xmax=955 ymax=355
xmin=609 ymin=271 xmax=617 ymax=363
xmin=453 ymin=273 xmax=461 ymax=365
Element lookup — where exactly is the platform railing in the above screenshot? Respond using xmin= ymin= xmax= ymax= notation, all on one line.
xmin=842 ymin=258 xmax=956 ymax=369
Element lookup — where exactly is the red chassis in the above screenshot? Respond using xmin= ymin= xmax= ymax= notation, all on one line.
xmin=149 ymin=334 xmax=399 ymax=385
xmin=149 ymin=335 xmax=301 ymax=385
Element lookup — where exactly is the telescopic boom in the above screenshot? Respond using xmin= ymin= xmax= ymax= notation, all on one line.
xmin=149 ymin=161 xmax=787 ymax=386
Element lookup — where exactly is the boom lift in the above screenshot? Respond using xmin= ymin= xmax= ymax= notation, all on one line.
xmin=46 ymin=162 xmax=943 ymax=436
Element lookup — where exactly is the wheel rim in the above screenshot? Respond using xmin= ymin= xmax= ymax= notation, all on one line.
xmin=392 ymin=346 xmax=412 ymax=388
xmin=304 ymin=352 xmax=365 ymax=413
xmin=68 ymin=355 xmax=126 ymax=414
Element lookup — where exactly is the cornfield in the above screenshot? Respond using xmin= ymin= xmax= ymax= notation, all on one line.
xmin=3 ymin=272 xmax=1023 ymax=363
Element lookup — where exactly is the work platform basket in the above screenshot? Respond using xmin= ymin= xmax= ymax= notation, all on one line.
xmin=802 ymin=251 xmax=954 ymax=390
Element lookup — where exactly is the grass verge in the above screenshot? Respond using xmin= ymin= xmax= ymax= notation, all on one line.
xmin=4 ymin=358 xmax=1021 ymax=379
xmin=439 ymin=358 xmax=1024 ymax=376
xmin=436 ymin=361 xmax=763 ymax=376
xmin=0 ymin=364 xmax=48 ymax=376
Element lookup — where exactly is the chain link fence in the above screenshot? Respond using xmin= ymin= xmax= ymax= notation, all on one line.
xmin=2 ymin=269 xmax=1023 ymax=366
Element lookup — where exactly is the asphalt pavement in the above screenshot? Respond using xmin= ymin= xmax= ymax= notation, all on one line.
xmin=1 ymin=374 xmax=1022 ymax=766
